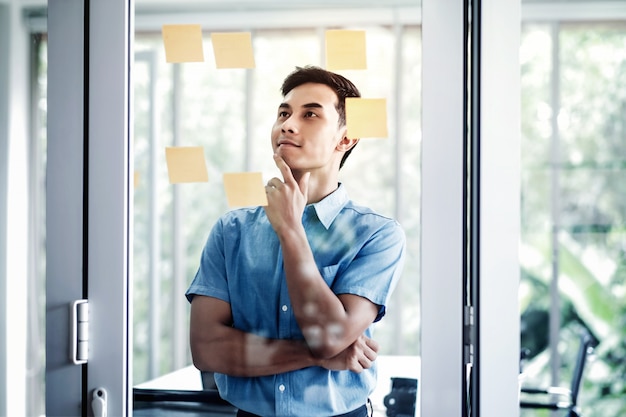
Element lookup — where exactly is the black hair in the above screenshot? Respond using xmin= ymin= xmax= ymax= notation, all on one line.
xmin=280 ymin=66 xmax=361 ymax=169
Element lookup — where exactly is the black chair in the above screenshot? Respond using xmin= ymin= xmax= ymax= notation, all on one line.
xmin=520 ymin=329 xmax=595 ymax=417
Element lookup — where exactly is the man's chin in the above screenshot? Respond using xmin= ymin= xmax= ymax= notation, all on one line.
xmin=276 ymin=151 xmax=295 ymax=167
xmin=275 ymin=151 xmax=310 ymax=173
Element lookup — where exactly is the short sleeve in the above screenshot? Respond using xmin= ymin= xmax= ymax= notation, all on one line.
xmin=185 ymin=218 xmax=231 ymax=304
xmin=332 ymin=220 xmax=406 ymax=322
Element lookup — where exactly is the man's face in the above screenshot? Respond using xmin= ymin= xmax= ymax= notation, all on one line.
xmin=271 ymin=82 xmax=347 ymax=173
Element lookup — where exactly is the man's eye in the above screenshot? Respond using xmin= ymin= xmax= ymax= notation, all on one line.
xmin=304 ymin=111 xmax=318 ymax=118
xmin=278 ymin=111 xmax=290 ymax=118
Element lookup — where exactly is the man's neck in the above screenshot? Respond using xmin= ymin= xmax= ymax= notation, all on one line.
xmin=293 ymin=171 xmax=339 ymax=205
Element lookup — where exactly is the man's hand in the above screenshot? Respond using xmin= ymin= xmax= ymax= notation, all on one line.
xmin=318 ymin=334 xmax=379 ymax=373
xmin=264 ymin=154 xmax=310 ymax=235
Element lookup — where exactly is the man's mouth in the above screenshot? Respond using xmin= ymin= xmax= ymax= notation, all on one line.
xmin=277 ymin=139 xmax=300 ymax=147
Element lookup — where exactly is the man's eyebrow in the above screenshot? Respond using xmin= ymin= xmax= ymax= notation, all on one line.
xmin=278 ymin=102 xmax=324 ymax=110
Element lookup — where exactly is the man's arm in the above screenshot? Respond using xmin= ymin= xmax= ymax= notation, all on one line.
xmin=278 ymin=229 xmax=380 ymax=359
xmin=264 ymin=155 xmax=381 ymax=359
xmin=189 ymin=294 xmax=378 ymax=377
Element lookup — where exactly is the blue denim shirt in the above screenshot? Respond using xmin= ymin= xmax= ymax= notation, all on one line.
xmin=186 ymin=184 xmax=406 ymax=416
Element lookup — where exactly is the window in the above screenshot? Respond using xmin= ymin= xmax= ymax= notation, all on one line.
xmin=519 ymin=20 xmax=626 ymax=416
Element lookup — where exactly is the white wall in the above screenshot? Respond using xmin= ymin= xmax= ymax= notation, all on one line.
xmin=420 ymin=0 xmax=464 ymax=415
xmin=480 ymin=0 xmax=521 ymax=416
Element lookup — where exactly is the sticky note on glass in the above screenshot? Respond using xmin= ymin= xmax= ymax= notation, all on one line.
xmin=325 ymin=30 xmax=367 ymax=70
xmin=165 ymin=147 xmax=209 ymax=184
xmin=211 ymin=32 xmax=255 ymax=69
xmin=346 ymin=98 xmax=388 ymax=138
xmin=161 ymin=24 xmax=205 ymax=63
xmin=134 ymin=171 xmax=140 ymax=189
xmin=223 ymin=172 xmax=268 ymax=207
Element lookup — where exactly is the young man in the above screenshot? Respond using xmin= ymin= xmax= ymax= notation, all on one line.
xmin=186 ymin=66 xmax=405 ymax=417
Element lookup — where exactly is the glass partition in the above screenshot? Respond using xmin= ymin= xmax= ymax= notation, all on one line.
xmin=131 ymin=2 xmax=422 ymax=415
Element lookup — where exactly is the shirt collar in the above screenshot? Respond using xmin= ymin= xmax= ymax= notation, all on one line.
xmin=309 ymin=183 xmax=349 ymax=229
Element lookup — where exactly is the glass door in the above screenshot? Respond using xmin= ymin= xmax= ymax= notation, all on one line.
xmin=131 ymin=2 xmax=422 ymax=416
xmin=46 ymin=0 xmax=133 ymax=415
xmin=46 ymin=1 xmax=90 ymax=415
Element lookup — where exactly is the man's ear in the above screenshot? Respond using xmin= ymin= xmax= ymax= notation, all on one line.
xmin=337 ymin=132 xmax=359 ymax=152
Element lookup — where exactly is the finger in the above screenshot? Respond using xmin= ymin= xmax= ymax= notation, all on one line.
xmin=359 ymin=356 xmax=372 ymax=370
xmin=350 ymin=358 xmax=363 ymax=374
xmin=266 ymin=177 xmax=282 ymax=190
xmin=364 ymin=348 xmax=378 ymax=362
xmin=365 ymin=337 xmax=380 ymax=353
xmin=273 ymin=154 xmax=296 ymax=185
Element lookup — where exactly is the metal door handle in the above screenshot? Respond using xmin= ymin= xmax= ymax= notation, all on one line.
xmin=91 ymin=387 xmax=108 ymax=417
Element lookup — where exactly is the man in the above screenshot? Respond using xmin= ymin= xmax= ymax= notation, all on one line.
xmin=186 ymin=66 xmax=405 ymax=417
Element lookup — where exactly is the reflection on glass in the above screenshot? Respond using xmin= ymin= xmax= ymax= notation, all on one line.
xmin=132 ymin=7 xmax=422 ymax=413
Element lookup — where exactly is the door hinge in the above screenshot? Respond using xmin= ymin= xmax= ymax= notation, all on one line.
xmin=463 ymin=305 xmax=475 ymax=365
xmin=70 ymin=299 xmax=89 ymax=364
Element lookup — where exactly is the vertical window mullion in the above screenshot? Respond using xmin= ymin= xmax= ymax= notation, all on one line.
xmin=548 ymin=20 xmax=562 ymax=388
xmin=244 ymin=30 xmax=255 ymax=172
xmin=172 ymin=62 xmax=187 ymax=370
xmin=391 ymin=21 xmax=405 ymax=354
xmin=147 ymin=50 xmax=161 ymax=380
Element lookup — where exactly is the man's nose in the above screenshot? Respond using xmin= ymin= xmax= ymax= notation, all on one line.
xmin=281 ymin=118 xmax=298 ymax=134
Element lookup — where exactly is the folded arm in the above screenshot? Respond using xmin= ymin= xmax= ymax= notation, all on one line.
xmin=279 ymin=226 xmax=380 ymax=359
xmin=189 ymin=295 xmax=378 ymax=377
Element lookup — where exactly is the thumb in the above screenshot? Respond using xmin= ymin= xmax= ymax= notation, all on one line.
xmin=299 ymin=171 xmax=311 ymax=199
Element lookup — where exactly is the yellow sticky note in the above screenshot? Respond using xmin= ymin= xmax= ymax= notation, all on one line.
xmin=165 ymin=147 xmax=209 ymax=184
xmin=223 ymin=172 xmax=268 ymax=207
xmin=211 ymin=32 xmax=256 ymax=69
xmin=325 ymin=30 xmax=367 ymax=70
xmin=346 ymin=98 xmax=388 ymax=138
xmin=134 ymin=171 xmax=140 ymax=189
xmin=161 ymin=24 xmax=205 ymax=63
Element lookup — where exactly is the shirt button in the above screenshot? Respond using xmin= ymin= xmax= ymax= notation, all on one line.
xmin=279 ymin=384 xmax=286 ymax=392
xmin=281 ymin=305 xmax=288 ymax=312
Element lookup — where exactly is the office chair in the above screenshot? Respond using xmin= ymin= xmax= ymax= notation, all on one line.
xmin=520 ymin=329 xmax=595 ymax=417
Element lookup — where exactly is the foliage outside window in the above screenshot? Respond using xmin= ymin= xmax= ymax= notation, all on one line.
xmin=519 ymin=22 xmax=626 ymax=417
